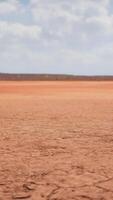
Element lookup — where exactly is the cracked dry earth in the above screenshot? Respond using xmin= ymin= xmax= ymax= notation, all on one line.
xmin=0 ymin=81 xmax=113 ymax=200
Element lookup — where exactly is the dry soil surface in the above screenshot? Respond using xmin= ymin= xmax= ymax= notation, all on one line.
xmin=0 ymin=81 xmax=113 ymax=200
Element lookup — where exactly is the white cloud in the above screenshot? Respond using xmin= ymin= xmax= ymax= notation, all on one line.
xmin=29 ymin=0 xmax=112 ymax=44
xmin=0 ymin=0 xmax=113 ymax=74
xmin=0 ymin=0 xmax=19 ymax=15
xmin=86 ymin=15 xmax=113 ymax=35
xmin=0 ymin=21 xmax=42 ymax=40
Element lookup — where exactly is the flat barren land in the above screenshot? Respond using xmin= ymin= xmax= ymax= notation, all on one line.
xmin=0 ymin=81 xmax=113 ymax=200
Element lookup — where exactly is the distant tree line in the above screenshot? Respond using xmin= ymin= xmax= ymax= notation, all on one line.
xmin=0 ymin=73 xmax=113 ymax=81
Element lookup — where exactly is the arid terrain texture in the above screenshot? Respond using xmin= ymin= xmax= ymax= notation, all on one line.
xmin=0 ymin=81 xmax=113 ymax=200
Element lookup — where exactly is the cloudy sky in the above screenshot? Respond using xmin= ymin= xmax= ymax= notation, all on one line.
xmin=0 ymin=0 xmax=113 ymax=75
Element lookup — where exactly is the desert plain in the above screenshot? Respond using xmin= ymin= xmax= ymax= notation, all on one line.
xmin=0 ymin=81 xmax=113 ymax=200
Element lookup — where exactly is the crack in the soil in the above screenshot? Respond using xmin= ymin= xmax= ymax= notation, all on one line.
xmin=46 ymin=186 xmax=61 ymax=200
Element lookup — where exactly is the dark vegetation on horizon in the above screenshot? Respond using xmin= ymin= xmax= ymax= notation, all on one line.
xmin=0 ymin=73 xmax=113 ymax=81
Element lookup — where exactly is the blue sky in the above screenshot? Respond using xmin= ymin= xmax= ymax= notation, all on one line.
xmin=0 ymin=0 xmax=113 ymax=75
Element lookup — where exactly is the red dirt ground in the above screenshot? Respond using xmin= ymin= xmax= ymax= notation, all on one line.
xmin=0 ymin=81 xmax=113 ymax=200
